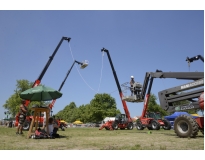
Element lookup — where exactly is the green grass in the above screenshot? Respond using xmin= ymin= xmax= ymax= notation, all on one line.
xmin=0 ymin=126 xmax=204 ymax=150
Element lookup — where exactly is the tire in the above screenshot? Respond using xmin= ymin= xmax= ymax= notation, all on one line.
xmin=105 ymin=127 xmax=110 ymax=130
xmin=23 ymin=120 xmax=30 ymax=131
xmin=127 ymin=122 xmax=134 ymax=130
xmin=163 ymin=119 xmax=171 ymax=130
xmin=147 ymin=126 xmax=153 ymax=130
xmin=174 ymin=115 xmax=199 ymax=138
xmin=151 ymin=120 xmax=160 ymax=130
xmin=136 ymin=120 xmax=145 ymax=130
xmin=112 ymin=121 xmax=119 ymax=130
xmin=200 ymin=129 xmax=204 ymax=135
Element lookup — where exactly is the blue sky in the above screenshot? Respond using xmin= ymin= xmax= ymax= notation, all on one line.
xmin=0 ymin=10 xmax=204 ymax=120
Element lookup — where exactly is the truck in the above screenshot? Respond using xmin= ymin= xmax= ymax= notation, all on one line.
xmin=15 ymin=37 xmax=71 ymax=130
xmin=99 ymin=48 xmax=134 ymax=130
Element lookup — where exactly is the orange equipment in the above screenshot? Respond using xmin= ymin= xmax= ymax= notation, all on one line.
xmin=99 ymin=48 xmax=133 ymax=130
xmin=15 ymin=37 xmax=71 ymax=130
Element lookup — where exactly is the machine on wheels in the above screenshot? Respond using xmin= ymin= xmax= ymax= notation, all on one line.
xmin=131 ymin=70 xmax=171 ymax=130
xmin=162 ymin=55 xmax=204 ymax=138
xmin=99 ymin=48 xmax=133 ymax=130
xmin=138 ymin=69 xmax=203 ymax=137
xmin=16 ymin=37 xmax=71 ymax=130
xmin=123 ymin=69 xmax=203 ymax=133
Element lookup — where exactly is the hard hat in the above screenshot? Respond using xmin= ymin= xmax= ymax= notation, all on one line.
xmin=131 ymin=76 xmax=134 ymax=78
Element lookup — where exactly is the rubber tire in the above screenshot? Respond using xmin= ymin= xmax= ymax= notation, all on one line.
xmin=163 ymin=119 xmax=171 ymax=130
xmin=127 ymin=122 xmax=134 ymax=130
xmin=147 ymin=126 xmax=153 ymax=130
xmin=136 ymin=120 xmax=145 ymax=130
xmin=112 ymin=121 xmax=119 ymax=130
xmin=174 ymin=115 xmax=199 ymax=138
xmin=23 ymin=120 xmax=30 ymax=131
xmin=105 ymin=127 xmax=110 ymax=130
xmin=151 ymin=120 xmax=160 ymax=130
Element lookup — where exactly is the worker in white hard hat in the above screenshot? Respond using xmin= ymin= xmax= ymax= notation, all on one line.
xmin=130 ymin=76 xmax=135 ymax=96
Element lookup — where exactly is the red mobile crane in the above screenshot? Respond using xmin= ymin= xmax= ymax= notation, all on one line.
xmin=15 ymin=37 xmax=71 ymax=130
xmin=99 ymin=48 xmax=133 ymax=130
xmin=48 ymin=60 xmax=88 ymax=131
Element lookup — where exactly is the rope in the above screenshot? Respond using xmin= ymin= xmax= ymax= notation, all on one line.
xmin=68 ymin=43 xmax=104 ymax=94
xmin=97 ymin=51 xmax=104 ymax=93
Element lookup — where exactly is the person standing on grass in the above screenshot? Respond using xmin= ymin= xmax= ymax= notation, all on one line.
xmin=16 ymin=100 xmax=27 ymax=135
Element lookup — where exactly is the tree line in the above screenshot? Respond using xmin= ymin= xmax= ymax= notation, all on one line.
xmin=3 ymin=79 xmax=198 ymax=122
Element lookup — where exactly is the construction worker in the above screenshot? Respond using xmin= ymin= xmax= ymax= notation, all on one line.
xmin=130 ymin=76 xmax=135 ymax=96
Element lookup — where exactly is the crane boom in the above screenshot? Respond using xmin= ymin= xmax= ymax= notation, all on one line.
xmin=101 ymin=48 xmax=131 ymax=119
xmin=24 ymin=37 xmax=71 ymax=107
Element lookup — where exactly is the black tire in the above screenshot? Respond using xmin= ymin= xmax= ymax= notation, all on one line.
xmin=174 ymin=115 xmax=199 ymax=138
xmin=151 ymin=120 xmax=160 ymax=130
xmin=105 ymin=127 xmax=110 ymax=130
xmin=112 ymin=121 xmax=118 ymax=130
xmin=136 ymin=120 xmax=145 ymax=130
xmin=23 ymin=120 xmax=30 ymax=131
xmin=147 ymin=126 xmax=153 ymax=130
xmin=200 ymin=129 xmax=204 ymax=135
xmin=163 ymin=119 xmax=171 ymax=130
xmin=127 ymin=122 xmax=134 ymax=130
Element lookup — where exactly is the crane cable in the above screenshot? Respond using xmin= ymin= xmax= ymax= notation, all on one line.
xmin=68 ymin=43 xmax=104 ymax=94
xmin=97 ymin=51 xmax=104 ymax=93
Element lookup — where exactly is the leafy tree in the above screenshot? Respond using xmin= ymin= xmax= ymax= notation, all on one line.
xmin=55 ymin=93 xmax=121 ymax=123
xmin=148 ymin=93 xmax=168 ymax=116
xmin=3 ymin=79 xmax=48 ymax=117
xmin=55 ymin=102 xmax=78 ymax=123
xmin=89 ymin=93 xmax=121 ymax=122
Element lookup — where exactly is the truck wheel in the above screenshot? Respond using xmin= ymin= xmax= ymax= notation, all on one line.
xmin=174 ymin=115 xmax=199 ymax=138
xmin=23 ymin=120 xmax=30 ymax=131
xmin=136 ymin=120 xmax=145 ymax=130
xmin=112 ymin=121 xmax=118 ymax=130
xmin=147 ymin=126 xmax=153 ymax=130
xmin=151 ymin=120 xmax=160 ymax=130
xmin=200 ymin=129 xmax=204 ymax=135
xmin=105 ymin=127 xmax=110 ymax=130
xmin=163 ymin=119 xmax=171 ymax=130
xmin=127 ymin=122 xmax=134 ymax=130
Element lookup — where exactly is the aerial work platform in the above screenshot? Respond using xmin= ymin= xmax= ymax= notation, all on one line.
xmin=122 ymin=95 xmax=144 ymax=103
xmin=121 ymin=82 xmax=144 ymax=103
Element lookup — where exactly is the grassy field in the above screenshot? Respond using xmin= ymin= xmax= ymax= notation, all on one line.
xmin=0 ymin=126 xmax=204 ymax=150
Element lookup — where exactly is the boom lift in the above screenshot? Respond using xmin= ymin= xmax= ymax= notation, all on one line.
xmin=157 ymin=55 xmax=204 ymax=137
xmin=48 ymin=60 xmax=88 ymax=110
xmin=99 ymin=48 xmax=134 ymax=130
xmin=25 ymin=36 xmax=71 ymax=107
xmin=16 ymin=37 xmax=71 ymax=130
xmin=47 ymin=60 xmax=88 ymax=131
xmin=123 ymin=70 xmax=204 ymax=131
xmin=135 ymin=70 xmax=172 ymax=130
xmin=186 ymin=54 xmax=204 ymax=64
